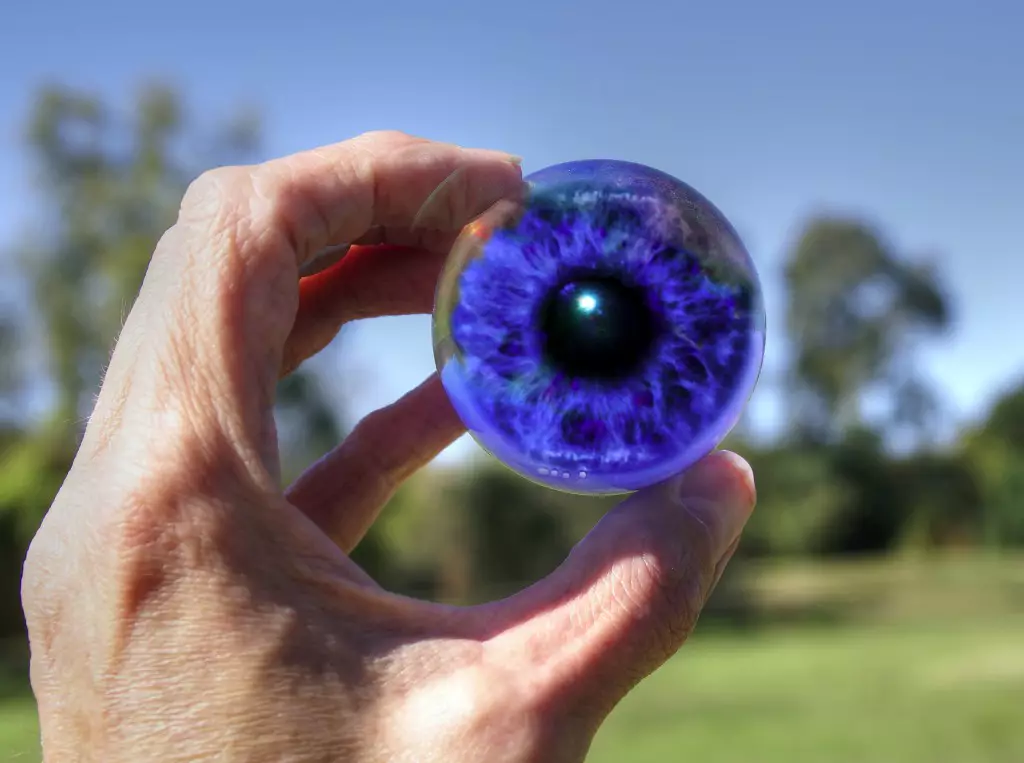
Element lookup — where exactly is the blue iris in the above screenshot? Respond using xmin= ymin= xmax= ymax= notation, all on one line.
xmin=436 ymin=160 xmax=763 ymax=494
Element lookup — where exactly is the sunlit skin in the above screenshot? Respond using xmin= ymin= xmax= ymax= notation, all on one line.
xmin=21 ymin=131 xmax=756 ymax=763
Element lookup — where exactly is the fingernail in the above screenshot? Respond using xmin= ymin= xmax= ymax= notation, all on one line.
xmin=673 ymin=450 xmax=755 ymax=559
xmin=461 ymin=147 xmax=523 ymax=167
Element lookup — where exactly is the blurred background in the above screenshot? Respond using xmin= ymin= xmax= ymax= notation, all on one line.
xmin=1 ymin=0 xmax=1022 ymax=760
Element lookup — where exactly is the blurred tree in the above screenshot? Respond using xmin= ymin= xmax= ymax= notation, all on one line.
xmin=0 ymin=82 xmax=344 ymax=636
xmin=21 ymin=83 xmax=259 ymax=426
xmin=896 ymin=451 xmax=982 ymax=549
xmin=0 ymin=319 xmax=20 ymax=425
xmin=784 ymin=217 xmax=950 ymax=443
xmin=975 ymin=382 xmax=1024 ymax=450
xmin=964 ymin=381 xmax=1024 ymax=546
xmin=456 ymin=465 xmax=575 ymax=602
xmin=776 ymin=219 xmax=957 ymax=556
xmin=276 ymin=370 xmax=346 ymax=484
xmin=741 ymin=441 xmax=850 ymax=557
xmin=354 ymin=470 xmax=475 ymax=602
xmin=821 ymin=427 xmax=908 ymax=553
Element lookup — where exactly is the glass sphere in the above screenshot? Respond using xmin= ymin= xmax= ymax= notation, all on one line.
xmin=432 ymin=160 xmax=765 ymax=495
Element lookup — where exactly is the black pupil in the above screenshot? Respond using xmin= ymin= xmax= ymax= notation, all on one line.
xmin=539 ymin=277 xmax=657 ymax=380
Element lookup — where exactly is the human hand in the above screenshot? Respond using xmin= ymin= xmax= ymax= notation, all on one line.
xmin=21 ymin=131 xmax=756 ymax=763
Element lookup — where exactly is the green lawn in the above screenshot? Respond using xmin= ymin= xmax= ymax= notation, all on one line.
xmin=0 ymin=691 xmax=37 ymax=762
xmin=590 ymin=617 xmax=1024 ymax=763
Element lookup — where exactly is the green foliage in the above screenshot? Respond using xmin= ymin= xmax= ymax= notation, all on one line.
xmin=743 ymin=427 xmax=994 ymax=557
xmin=362 ymin=465 xmax=594 ymax=603
xmin=742 ymin=443 xmax=850 ymax=556
xmin=457 ymin=466 xmax=575 ymax=600
xmin=818 ymin=428 xmax=909 ymax=553
xmin=895 ymin=451 xmax=984 ymax=548
xmin=0 ymin=321 xmax=18 ymax=405
xmin=276 ymin=370 xmax=346 ymax=483
xmin=351 ymin=475 xmax=464 ymax=600
xmin=964 ymin=382 xmax=1024 ymax=546
xmin=0 ymin=428 xmax=74 ymax=546
xmin=981 ymin=384 xmax=1024 ymax=449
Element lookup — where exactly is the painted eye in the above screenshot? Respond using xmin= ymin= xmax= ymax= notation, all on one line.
xmin=432 ymin=160 xmax=765 ymax=494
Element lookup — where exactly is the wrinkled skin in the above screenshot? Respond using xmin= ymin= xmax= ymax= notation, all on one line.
xmin=20 ymin=131 xmax=756 ymax=763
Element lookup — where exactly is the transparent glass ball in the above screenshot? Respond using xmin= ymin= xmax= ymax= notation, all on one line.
xmin=432 ymin=160 xmax=765 ymax=495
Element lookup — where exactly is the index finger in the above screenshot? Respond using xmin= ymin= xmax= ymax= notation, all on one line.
xmin=238 ymin=130 xmax=524 ymax=266
xmin=86 ymin=132 xmax=523 ymax=471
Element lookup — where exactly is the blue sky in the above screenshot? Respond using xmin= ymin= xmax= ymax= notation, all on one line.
xmin=1 ymin=0 xmax=1022 ymax=462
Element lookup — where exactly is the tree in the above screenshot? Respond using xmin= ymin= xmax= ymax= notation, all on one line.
xmin=758 ymin=217 xmax=960 ymax=556
xmin=895 ymin=451 xmax=982 ymax=549
xmin=964 ymin=381 xmax=1024 ymax=546
xmin=740 ymin=441 xmax=850 ymax=556
xmin=784 ymin=217 xmax=950 ymax=444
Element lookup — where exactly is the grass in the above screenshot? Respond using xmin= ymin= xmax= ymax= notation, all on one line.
xmin=589 ymin=616 xmax=1024 ymax=763
xmin=741 ymin=553 xmax=1024 ymax=625
xmin=0 ymin=692 xmax=37 ymax=762
xmin=2 ymin=556 xmax=1023 ymax=761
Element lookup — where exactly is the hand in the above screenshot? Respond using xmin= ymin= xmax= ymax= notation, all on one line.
xmin=21 ymin=131 xmax=756 ymax=763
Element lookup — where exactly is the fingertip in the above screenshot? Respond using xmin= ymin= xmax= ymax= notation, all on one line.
xmin=700 ymin=450 xmax=757 ymax=508
xmin=459 ymin=147 xmax=523 ymax=166
xmin=659 ymin=450 xmax=756 ymax=559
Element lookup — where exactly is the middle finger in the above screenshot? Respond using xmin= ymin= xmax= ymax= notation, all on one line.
xmin=280 ymin=160 xmax=524 ymax=377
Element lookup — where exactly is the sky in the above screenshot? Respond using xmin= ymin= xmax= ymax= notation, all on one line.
xmin=1 ymin=0 xmax=1022 ymax=463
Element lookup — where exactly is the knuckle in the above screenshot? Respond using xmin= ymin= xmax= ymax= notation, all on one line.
xmin=20 ymin=475 xmax=116 ymax=639
xmin=177 ymin=166 xmax=262 ymax=268
xmin=21 ymin=476 xmax=90 ymax=601
xmin=355 ymin=129 xmax=420 ymax=147
xmin=21 ymin=524 xmax=55 ymax=617
xmin=174 ymin=162 xmax=298 ymax=357
xmin=180 ymin=165 xmax=254 ymax=224
xmin=250 ymin=161 xmax=333 ymax=260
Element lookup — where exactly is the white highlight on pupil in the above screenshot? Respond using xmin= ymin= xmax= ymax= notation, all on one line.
xmin=577 ymin=294 xmax=598 ymax=312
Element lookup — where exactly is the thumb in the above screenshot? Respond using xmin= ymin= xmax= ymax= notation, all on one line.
xmin=492 ymin=450 xmax=755 ymax=720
